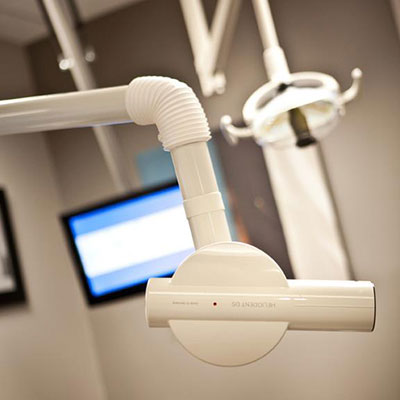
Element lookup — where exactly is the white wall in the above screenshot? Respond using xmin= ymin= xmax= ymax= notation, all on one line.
xmin=0 ymin=40 xmax=106 ymax=400
xmin=27 ymin=0 xmax=400 ymax=399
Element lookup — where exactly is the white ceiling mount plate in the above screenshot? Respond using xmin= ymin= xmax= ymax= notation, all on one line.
xmin=169 ymin=242 xmax=289 ymax=367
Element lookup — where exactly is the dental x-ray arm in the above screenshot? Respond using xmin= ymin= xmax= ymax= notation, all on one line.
xmin=0 ymin=76 xmax=375 ymax=367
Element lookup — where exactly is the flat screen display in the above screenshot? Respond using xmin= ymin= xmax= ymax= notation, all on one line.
xmin=62 ymin=183 xmax=194 ymax=304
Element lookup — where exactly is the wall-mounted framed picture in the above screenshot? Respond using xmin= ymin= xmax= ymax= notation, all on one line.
xmin=0 ymin=190 xmax=25 ymax=306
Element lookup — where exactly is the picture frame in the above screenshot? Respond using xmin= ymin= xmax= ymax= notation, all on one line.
xmin=0 ymin=189 xmax=26 ymax=306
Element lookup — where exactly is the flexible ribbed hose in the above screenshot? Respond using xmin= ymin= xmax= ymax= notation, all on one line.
xmin=125 ymin=76 xmax=211 ymax=150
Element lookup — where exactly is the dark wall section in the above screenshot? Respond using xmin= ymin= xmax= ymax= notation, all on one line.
xmin=214 ymin=133 xmax=293 ymax=277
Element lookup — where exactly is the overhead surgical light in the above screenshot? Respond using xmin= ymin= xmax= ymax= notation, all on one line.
xmin=221 ymin=68 xmax=362 ymax=148
xmin=220 ymin=0 xmax=362 ymax=149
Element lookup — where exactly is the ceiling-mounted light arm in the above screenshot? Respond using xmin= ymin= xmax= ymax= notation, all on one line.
xmin=40 ymin=0 xmax=132 ymax=192
xmin=37 ymin=0 xmax=96 ymax=71
xmin=221 ymin=0 xmax=363 ymax=148
xmin=252 ymin=0 xmax=290 ymax=81
xmin=220 ymin=0 xmax=293 ymax=143
xmin=180 ymin=0 xmax=242 ymax=97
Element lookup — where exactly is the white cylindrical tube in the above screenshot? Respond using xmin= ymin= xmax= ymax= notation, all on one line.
xmin=126 ymin=77 xmax=231 ymax=249
xmin=179 ymin=0 xmax=209 ymax=64
xmin=146 ymin=278 xmax=375 ymax=332
xmin=171 ymin=142 xmax=231 ymax=249
xmin=252 ymin=0 xmax=289 ymax=80
xmin=42 ymin=0 xmax=95 ymax=90
xmin=0 ymin=86 xmax=130 ymax=135
xmin=286 ymin=280 xmax=375 ymax=331
xmin=252 ymin=0 xmax=279 ymax=49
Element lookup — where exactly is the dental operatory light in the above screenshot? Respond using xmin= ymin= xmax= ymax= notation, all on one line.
xmin=221 ymin=68 xmax=362 ymax=149
xmin=219 ymin=0 xmax=363 ymax=149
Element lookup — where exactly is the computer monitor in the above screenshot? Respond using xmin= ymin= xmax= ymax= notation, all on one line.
xmin=62 ymin=182 xmax=194 ymax=305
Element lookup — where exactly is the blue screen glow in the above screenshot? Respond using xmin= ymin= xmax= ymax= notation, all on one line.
xmin=67 ymin=185 xmax=194 ymax=297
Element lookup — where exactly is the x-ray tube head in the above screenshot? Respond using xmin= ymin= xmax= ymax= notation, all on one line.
xmin=145 ymin=242 xmax=375 ymax=367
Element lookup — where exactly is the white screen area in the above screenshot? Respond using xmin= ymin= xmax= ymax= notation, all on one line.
xmin=68 ymin=185 xmax=194 ymax=296
xmin=76 ymin=205 xmax=193 ymax=278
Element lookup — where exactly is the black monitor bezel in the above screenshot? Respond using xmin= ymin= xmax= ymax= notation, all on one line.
xmin=61 ymin=181 xmax=181 ymax=306
xmin=0 ymin=190 xmax=26 ymax=306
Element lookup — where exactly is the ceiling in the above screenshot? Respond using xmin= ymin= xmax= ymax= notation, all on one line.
xmin=0 ymin=0 xmax=143 ymax=45
xmin=3 ymin=0 xmax=399 ymax=47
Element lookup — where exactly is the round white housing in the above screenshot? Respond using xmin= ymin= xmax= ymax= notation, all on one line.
xmin=146 ymin=242 xmax=375 ymax=366
xmin=244 ymin=73 xmax=340 ymax=147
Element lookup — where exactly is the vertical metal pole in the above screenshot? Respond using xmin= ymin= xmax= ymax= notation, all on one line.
xmin=179 ymin=0 xmax=241 ymax=96
xmin=252 ymin=0 xmax=289 ymax=80
xmin=209 ymin=0 xmax=242 ymax=73
xmin=179 ymin=0 xmax=209 ymax=62
xmin=42 ymin=0 xmax=132 ymax=192
xmin=252 ymin=0 xmax=279 ymax=48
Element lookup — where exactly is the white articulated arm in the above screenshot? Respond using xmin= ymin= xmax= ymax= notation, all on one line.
xmin=125 ymin=78 xmax=374 ymax=367
xmin=0 ymin=76 xmax=231 ymax=249
xmin=126 ymin=77 xmax=232 ymax=249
